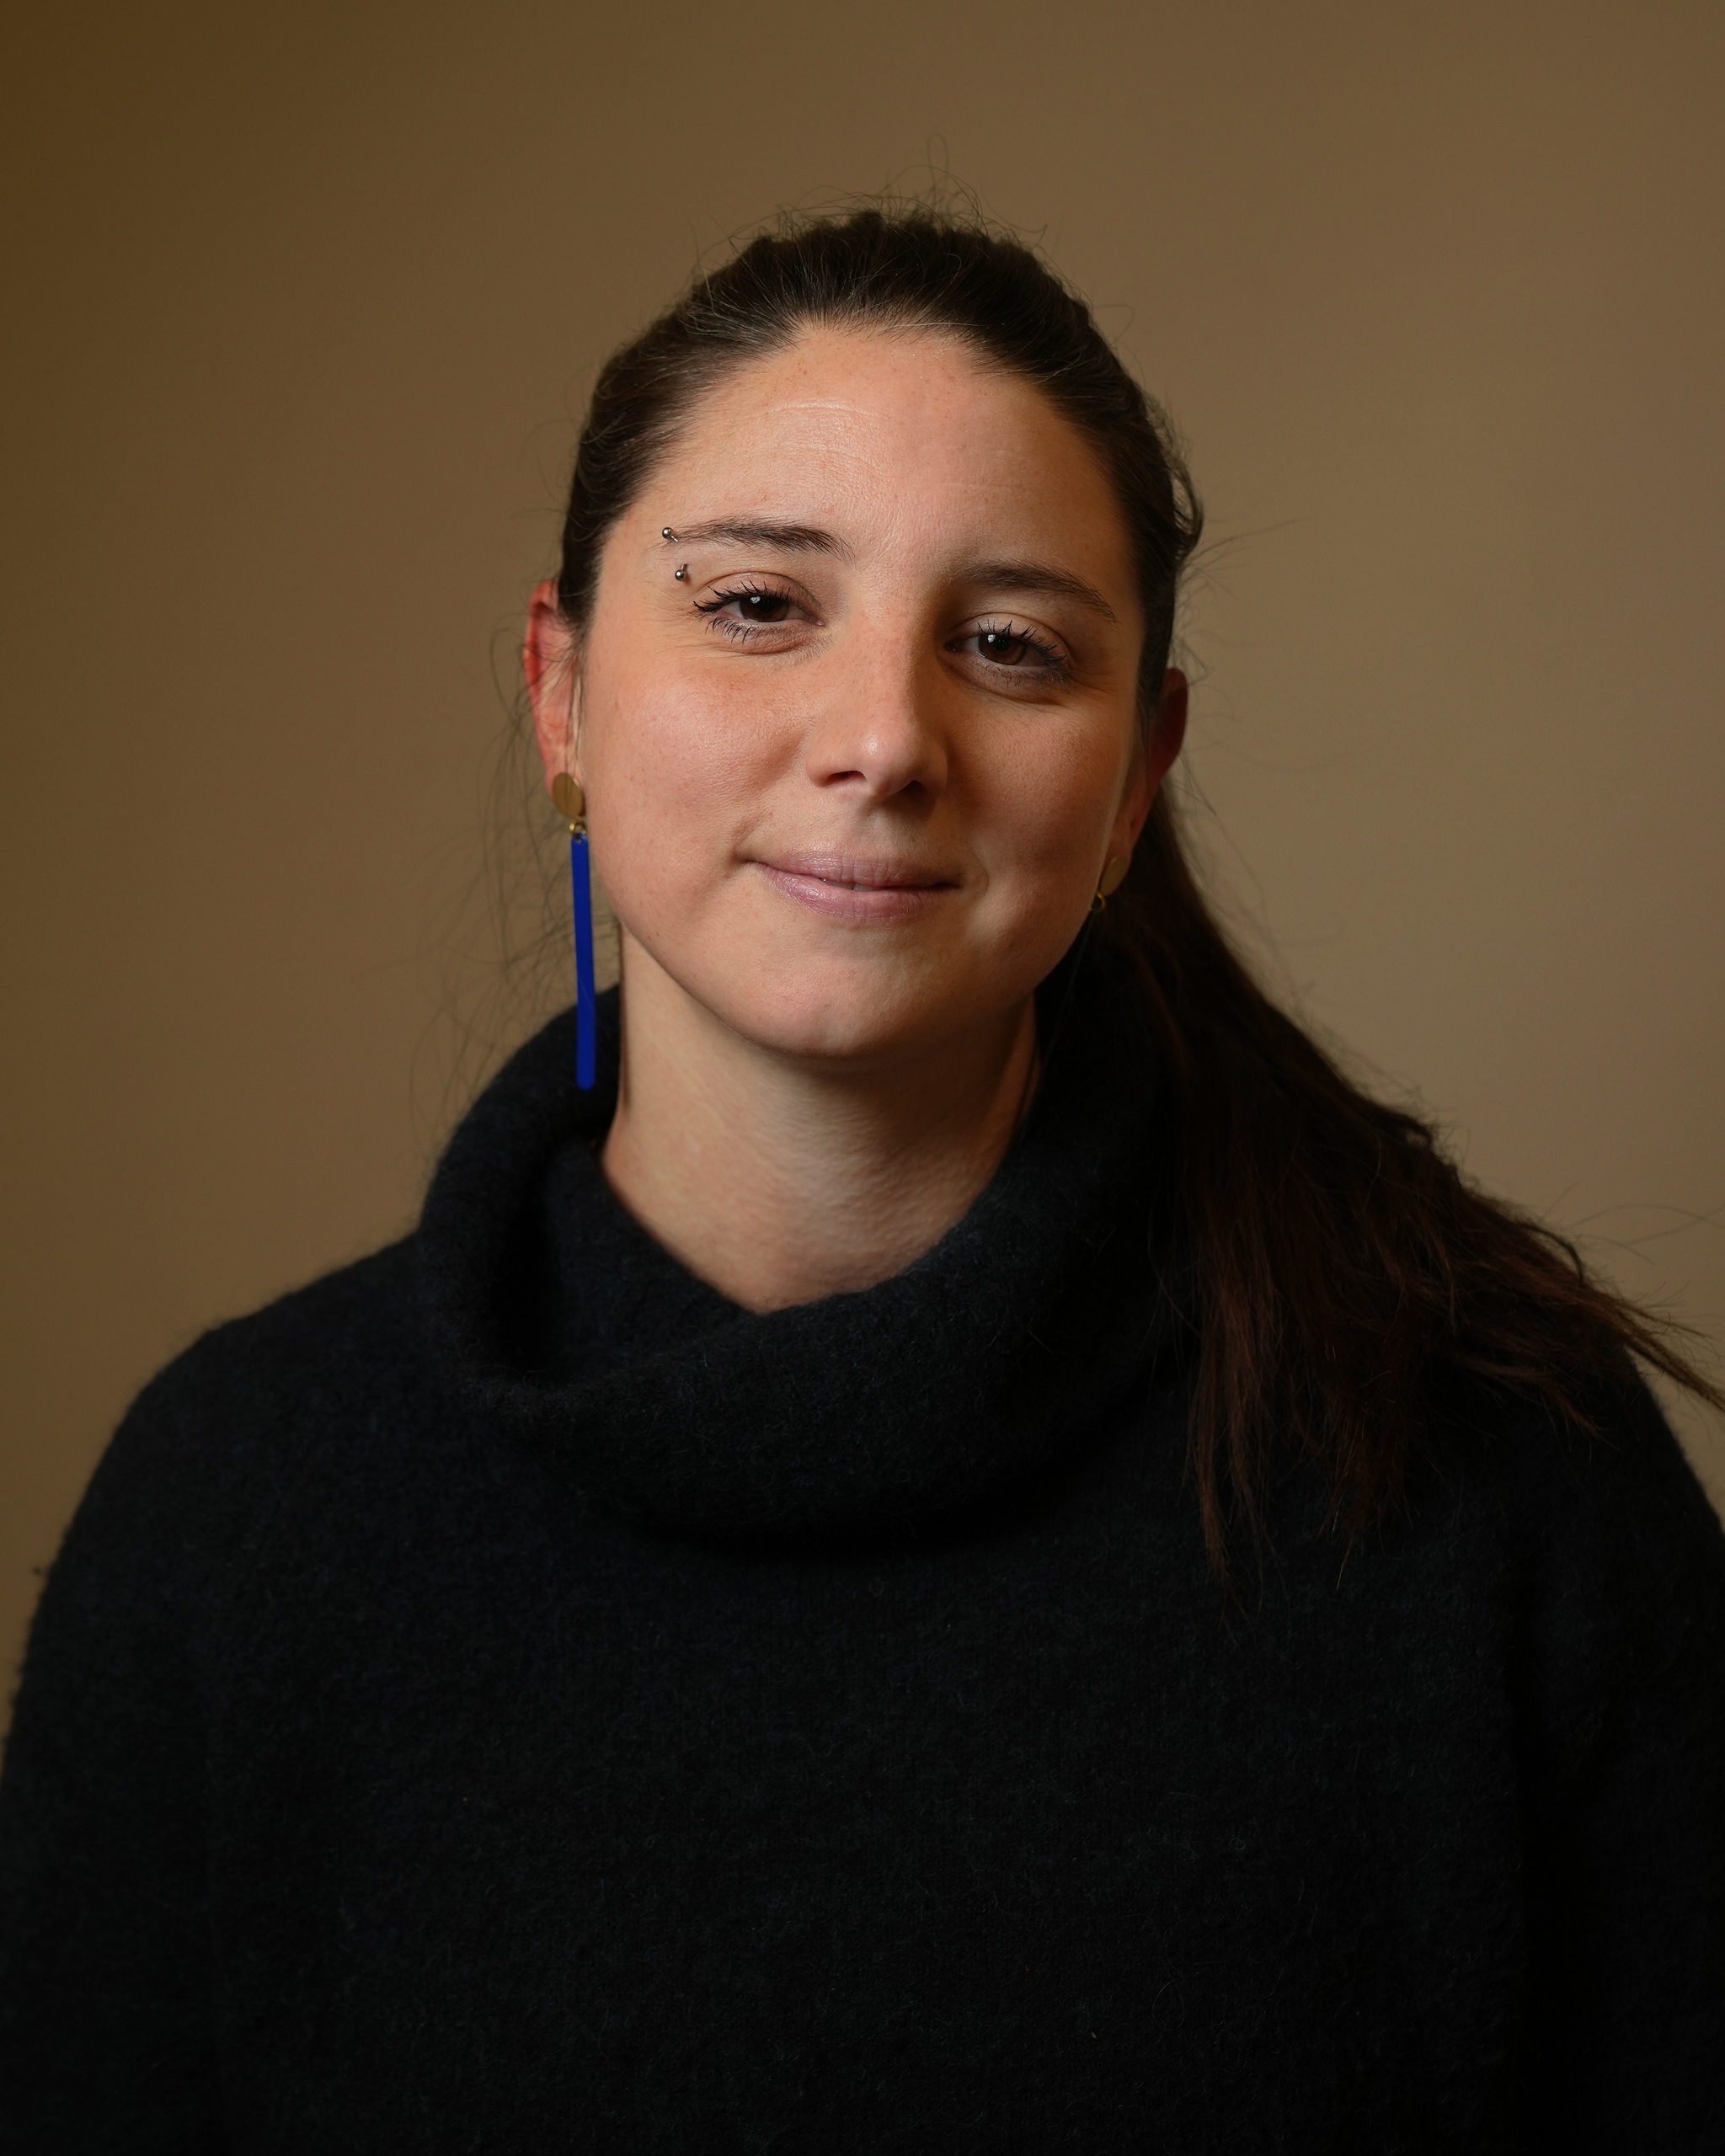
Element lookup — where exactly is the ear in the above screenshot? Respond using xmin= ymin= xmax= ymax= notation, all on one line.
xmin=1108 ymin=668 xmax=1188 ymax=857
xmin=524 ymin=577 xmax=582 ymax=795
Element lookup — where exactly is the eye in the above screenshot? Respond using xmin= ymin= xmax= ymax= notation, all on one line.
xmin=722 ymin=590 xmax=792 ymax=624
xmin=952 ymin=618 xmax=1071 ymax=678
xmin=977 ymin=628 xmax=1039 ymax=667
xmin=692 ymin=579 xmax=804 ymax=640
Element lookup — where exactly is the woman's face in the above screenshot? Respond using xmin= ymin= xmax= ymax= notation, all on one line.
xmin=528 ymin=326 xmax=1185 ymax=1066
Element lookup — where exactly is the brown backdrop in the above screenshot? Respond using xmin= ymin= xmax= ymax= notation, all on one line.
xmin=4 ymin=0 xmax=1722 ymax=1711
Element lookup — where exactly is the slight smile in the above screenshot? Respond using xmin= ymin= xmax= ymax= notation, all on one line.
xmin=752 ymin=851 xmax=959 ymax=925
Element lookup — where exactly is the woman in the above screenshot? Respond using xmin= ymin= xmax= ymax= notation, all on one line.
xmin=3 ymin=207 xmax=1722 ymax=2152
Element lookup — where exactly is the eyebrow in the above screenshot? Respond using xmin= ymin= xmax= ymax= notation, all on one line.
xmin=667 ymin=519 xmax=852 ymax=558
xmin=959 ymin=559 xmax=1118 ymax=623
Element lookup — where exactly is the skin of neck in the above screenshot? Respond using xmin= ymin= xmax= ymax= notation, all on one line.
xmin=601 ymin=930 xmax=1040 ymax=1313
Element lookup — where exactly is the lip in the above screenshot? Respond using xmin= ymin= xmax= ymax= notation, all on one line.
xmin=751 ymin=849 xmax=959 ymax=925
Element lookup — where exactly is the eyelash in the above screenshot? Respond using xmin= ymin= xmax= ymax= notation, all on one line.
xmin=691 ymin=581 xmax=1072 ymax=678
xmin=692 ymin=579 xmax=793 ymax=644
xmin=964 ymin=617 xmax=1071 ymax=680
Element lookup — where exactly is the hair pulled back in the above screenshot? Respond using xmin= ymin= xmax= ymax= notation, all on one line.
xmin=556 ymin=206 xmax=1719 ymax=1570
xmin=558 ymin=209 xmax=1198 ymax=690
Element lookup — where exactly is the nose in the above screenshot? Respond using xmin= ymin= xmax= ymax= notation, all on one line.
xmin=801 ymin=644 xmax=949 ymax=807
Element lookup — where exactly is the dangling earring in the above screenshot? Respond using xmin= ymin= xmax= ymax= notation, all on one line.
xmin=1091 ymin=853 xmax=1130 ymax=914
xmin=551 ymin=771 xmax=597 ymax=1091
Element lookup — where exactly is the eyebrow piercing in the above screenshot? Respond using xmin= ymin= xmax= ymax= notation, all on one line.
xmin=662 ymin=527 xmax=689 ymax=579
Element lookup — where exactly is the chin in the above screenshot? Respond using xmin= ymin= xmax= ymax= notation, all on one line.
xmin=711 ymin=938 xmax=1054 ymax=1070
xmin=716 ymin=979 xmax=964 ymax=1067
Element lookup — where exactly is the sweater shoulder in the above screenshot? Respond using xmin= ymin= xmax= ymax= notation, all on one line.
xmin=51 ymin=1236 xmax=432 ymax=1596
xmin=140 ymin=1233 xmax=427 ymax=1438
xmin=1428 ymin=1372 xmax=1725 ymax=1744
xmin=5 ymin=1235 xmax=434 ymax=1772
xmin=1445 ymin=1368 xmax=1724 ymax=1568
xmin=151 ymin=1232 xmax=425 ymax=1406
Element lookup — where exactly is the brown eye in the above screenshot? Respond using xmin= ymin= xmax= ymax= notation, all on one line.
xmin=979 ymin=628 xmax=1036 ymax=666
xmin=694 ymin=582 xmax=806 ymax=640
xmin=732 ymin=590 xmax=790 ymax=623
xmin=964 ymin=622 xmax=1067 ymax=676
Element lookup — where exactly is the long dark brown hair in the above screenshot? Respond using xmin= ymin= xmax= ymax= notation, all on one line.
xmin=554 ymin=205 xmax=1721 ymax=1566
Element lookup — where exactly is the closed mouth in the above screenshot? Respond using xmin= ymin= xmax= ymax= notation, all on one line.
xmin=751 ymin=851 xmax=960 ymax=921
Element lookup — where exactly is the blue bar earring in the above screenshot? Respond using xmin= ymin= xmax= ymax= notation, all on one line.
xmin=551 ymin=771 xmax=597 ymax=1091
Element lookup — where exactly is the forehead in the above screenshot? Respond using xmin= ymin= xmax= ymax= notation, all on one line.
xmin=648 ymin=325 xmax=1130 ymax=568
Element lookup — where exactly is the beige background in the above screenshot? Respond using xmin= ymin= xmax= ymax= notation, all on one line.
xmin=3 ymin=0 xmax=1722 ymax=1712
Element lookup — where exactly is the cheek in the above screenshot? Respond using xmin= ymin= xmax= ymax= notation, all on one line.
xmin=971 ymin=721 xmax=1126 ymax=897
xmin=578 ymin=662 xmax=783 ymax=920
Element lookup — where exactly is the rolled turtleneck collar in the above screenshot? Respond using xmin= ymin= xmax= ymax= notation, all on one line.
xmin=416 ymin=940 xmax=1181 ymax=1545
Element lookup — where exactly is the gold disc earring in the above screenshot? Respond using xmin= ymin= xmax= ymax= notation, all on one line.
xmin=1092 ymin=854 xmax=1130 ymax=914
xmin=551 ymin=772 xmax=585 ymax=829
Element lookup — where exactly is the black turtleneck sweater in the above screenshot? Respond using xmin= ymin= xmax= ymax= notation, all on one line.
xmin=3 ymin=969 xmax=1723 ymax=2153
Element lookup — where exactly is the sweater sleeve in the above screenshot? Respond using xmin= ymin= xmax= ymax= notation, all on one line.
xmin=0 ymin=1374 xmax=232 ymax=2153
xmin=1515 ymin=1380 xmax=1725 ymax=2150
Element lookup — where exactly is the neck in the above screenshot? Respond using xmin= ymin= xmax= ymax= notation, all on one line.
xmin=600 ymin=941 xmax=1039 ymax=1313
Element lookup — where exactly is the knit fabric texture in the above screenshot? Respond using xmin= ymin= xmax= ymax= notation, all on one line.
xmin=3 ymin=958 xmax=1724 ymax=2153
